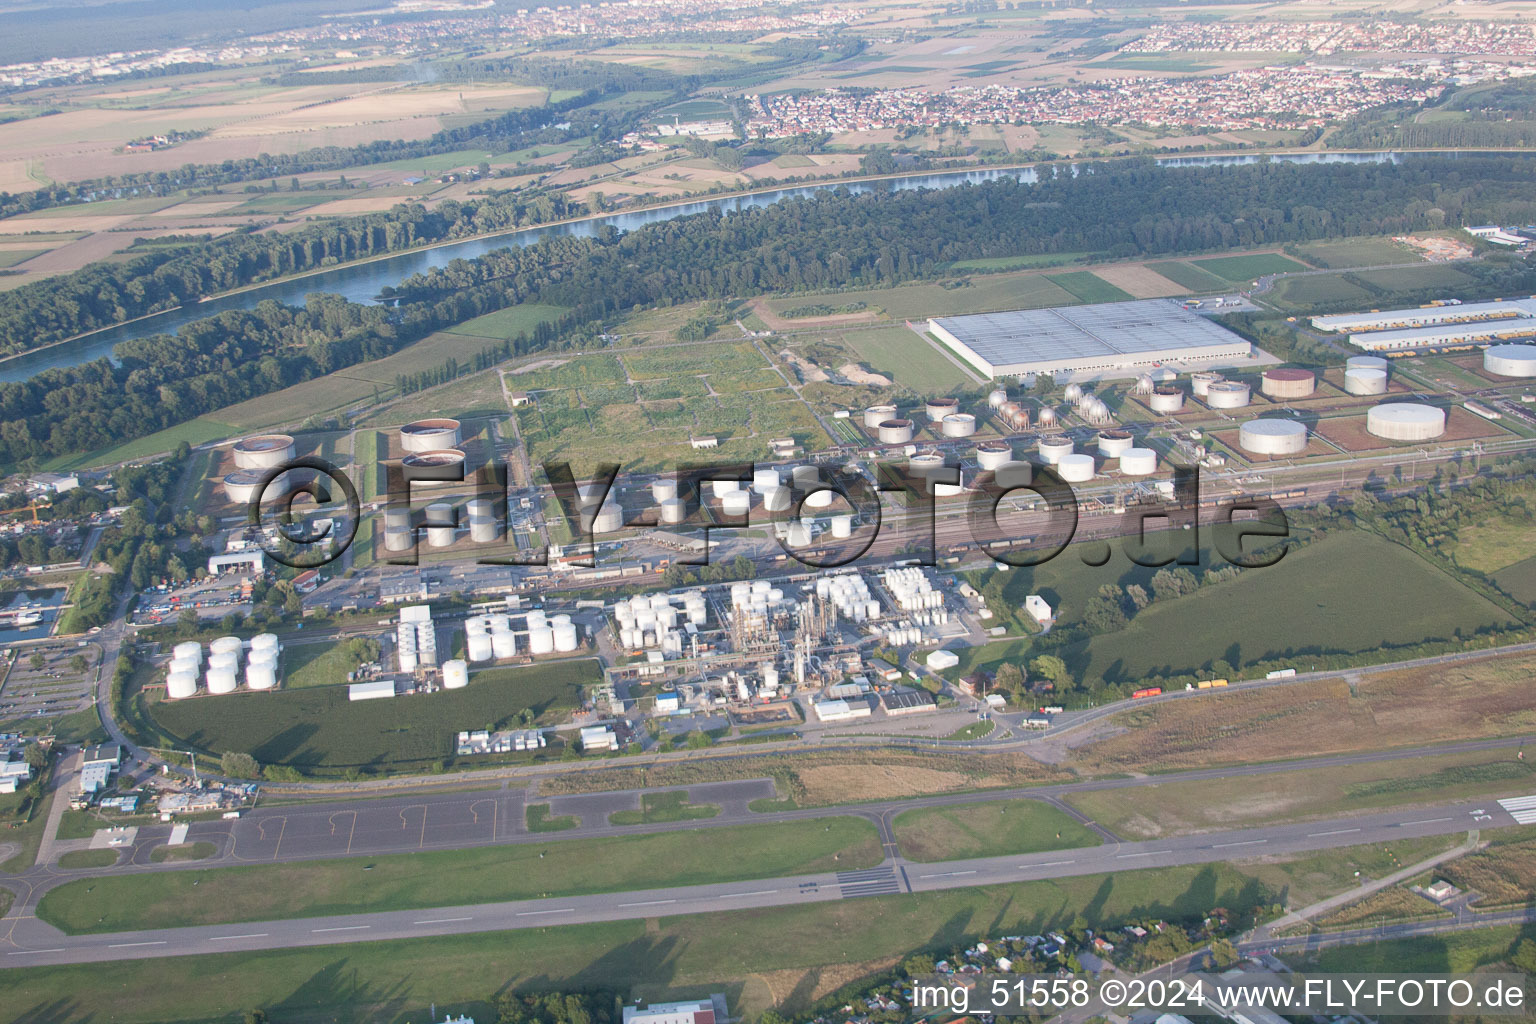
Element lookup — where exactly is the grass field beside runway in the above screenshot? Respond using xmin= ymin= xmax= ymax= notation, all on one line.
xmin=891 ymin=799 xmax=1101 ymax=861
xmin=36 ymin=817 xmax=882 ymax=935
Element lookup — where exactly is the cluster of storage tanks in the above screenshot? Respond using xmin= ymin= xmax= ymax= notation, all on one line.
xmin=615 ymin=593 xmax=704 ymax=654
xmin=165 ymin=634 xmax=281 ymax=699
xmin=223 ymin=434 xmax=297 ymax=503
xmin=464 ymin=614 xmax=519 ymax=663
xmin=1064 ymin=384 xmax=1112 ymax=424
xmin=526 ymin=610 xmax=581 ymax=656
xmin=815 ymin=573 xmax=882 ymax=623
xmin=382 ymin=497 xmax=504 ymax=552
xmin=880 ymin=568 xmax=948 ymax=643
xmin=397 ymin=614 xmax=437 ymax=673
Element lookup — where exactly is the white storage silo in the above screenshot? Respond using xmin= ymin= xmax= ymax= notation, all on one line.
xmin=469 ymin=516 xmax=501 ymax=543
xmin=442 ymin=659 xmax=469 ymax=689
xmin=752 ymin=468 xmax=780 ymax=494
xmin=246 ymin=664 xmax=278 ymax=691
xmin=791 ymin=464 xmax=821 ymax=490
xmin=398 ymin=648 xmax=419 ymax=673
xmin=466 ymin=497 xmax=496 ymax=521
xmin=784 ymin=522 xmax=812 ymax=548
xmin=1038 ymin=437 xmax=1074 ymax=464
xmin=210 ymin=636 xmax=243 ymax=658
xmin=711 ymin=478 xmax=742 ymax=499
xmin=206 ymin=668 xmax=238 ymax=695
xmin=1190 ymin=371 xmax=1223 ymax=398
xmin=1097 ymin=430 xmax=1134 ymax=458
xmin=1205 ymin=381 xmax=1251 ymax=409
xmin=491 ymin=629 xmax=517 ymax=660
xmin=173 ymin=641 xmax=203 ymax=665
xmin=166 ymin=671 xmax=198 ymax=700
xmin=805 ymin=488 xmax=837 ymax=509
xmin=762 ymin=486 xmax=792 ymax=512
xmin=467 ymin=632 xmax=494 ymax=663
xmin=384 ymin=525 xmax=413 ymax=552
xmin=1149 ymin=387 xmax=1184 ymax=414
xmin=425 ymin=502 xmax=455 ymax=548
xmin=529 ymin=626 xmax=555 ymax=655
xmin=831 ymin=515 xmax=853 ymax=539
xmin=941 ymin=413 xmax=977 ymax=438
xmin=659 ymin=498 xmax=686 ymax=524
xmin=1345 ymin=367 xmax=1388 ymax=396
xmin=722 ymin=491 xmax=751 ymax=517
xmin=553 ymin=621 xmax=579 ymax=652
xmin=1119 ymin=448 xmax=1158 ymax=475
xmin=209 ymin=650 xmax=240 ymax=674
xmin=251 ymin=633 xmax=280 ymax=656
xmin=1056 ymin=453 xmax=1095 ymax=483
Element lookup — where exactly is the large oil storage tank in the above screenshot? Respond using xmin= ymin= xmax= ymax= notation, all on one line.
xmin=467 ymin=632 xmax=494 ymax=663
xmin=722 ymin=490 xmax=751 ymax=517
xmin=232 ymin=434 xmax=296 ymax=470
xmin=941 ymin=413 xmax=977 ymax=438
xmin=752 ymin=468 xmax=780 ymax=494
xmin=1149 ymin=386 xmax=1184 ymax=414
xmin=805 ymin=488 xmax=838 ymax=509
xmin=1119 ymin=448 xmax=1158 ymax=475
xmin=424 ymin=502 xmax=456 ymax=548
xmin=384 ymin=505 xmax=412 ymax=531
xmin=166 ymin=671 xmax=198 ymax=700
xmin=246 ymin=664 xmax=277 ymax=691
xmin=383 ymin=524 xmax=414 ymax=551
xmin=469 ymin=513 xmax=501 ymax=544
xmin=401 ymin=448 xmax=467 ymax=483
xmin=206 ymin=668 xmax=238 ymax=695
xmin=553 ymin=621 xmax=579 ymax=652
xmin=762 ymin=486 xmax=792 ymax=512
xmin=173 ymin=641 xmax=203 ymax=665
xmin=791 ymin=464 xmax=821 ymax=490
xmin=1344 ymin=366 xmax=1388 ymax=396
xmin=1261 ymin=368 xmax=1317 ymax=399
xmin=1484 ymin=344 xmax=1536 ymax=377
xmin=491 ymin=629 xmax=516 ymax=660
xmin=210 ymin=636 xmax=243 ymax=658
xmin=400 ymin=418 xmax=461 ymax=453
xmin=1190 ymin=371 xmax=1224 ymax=398
xmin=1096 ymin=430 xmax=1134 ymax=458
xmin=587 ymin=501 xmax=625 ymax=535
xmin=864 ymin=405 xmax=898 ymax=429
xmin=1038 ymin=437 xmax=1074 ymax=464
xmin=925 ymin=397 xmax=959 ymax=421
xmin=1205 ymin=380 xmax=1252 ymax=409
xmin=442 ymin=659 xmax=470 ymax=689
xmin=878 ymin=419 xmax=915 ymax=445
xmin=1367 ymin=402 xmax=1446 ymax=441
xmin=1239 ymin=418 xmax=1309 ymax=455
xmin=222 ymin=470 xmax=269 ymax=505
xmin=1056 ymin=453 xmax=1095 ymax=483
xmin=651 ymin=478 xmax=678 ymax=503
xmin=975 ymin=442 xmax=1014 ymax=471
xmin=659 ymin=498 xmax=687 ymax=524
xmin=830 ymin=515 xmax=853 ymax=539
xmin=528 ymin=626 xmax=556 ymax=655
xmin=1346 ymin=355 xmax=1390 ymax=373
xmin=710 ymin=478 xmax=742 ymax=499
xmin=466 ymin=497 xmax=496 ymax=521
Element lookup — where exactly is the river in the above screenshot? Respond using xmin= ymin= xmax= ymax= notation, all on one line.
xmin=0 ymin=149 xmax=1458 ymax=383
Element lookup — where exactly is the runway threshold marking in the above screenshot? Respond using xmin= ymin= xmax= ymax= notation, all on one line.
xmin=312 ymin=925 xmax=370 ymax=933
xmin=209 ymin=933 xmax=269 ymax=941
xmin=1307 ymin=828 xmax=1362 ymax=837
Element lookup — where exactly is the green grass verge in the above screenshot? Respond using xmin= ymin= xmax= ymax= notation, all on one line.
xmin=40 ymin=417 xmax=237 ymax=472
xmin=140 ymin=659 xmax=600 ymax=775
xmin=149 ymin=841 xmax=216 ymax=863
xmin=609 ymin=791 xmax=720 ymax=825
xmin=442 ymin=303 xmax=570 ymax=341
xmin=525 ymin=803 xmax=578 ymax=832
xmin=36 ymin=817 xmax=881 ymax=935
xmin=892 ymin=799 xmax=1102 ymax=862
xmin=56 ymin=848 xmax=120 ymax=869
xmin=946 ymin=720 xmax=996 ymax=741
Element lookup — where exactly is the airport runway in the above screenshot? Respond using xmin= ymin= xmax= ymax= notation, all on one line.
xmin=0 ymin=796 xmax=1524 ymax=967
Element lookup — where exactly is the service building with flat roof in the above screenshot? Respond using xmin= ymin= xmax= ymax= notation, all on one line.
xmin=1311 ymin=298 xmax=1536 ymax=351
xmin=927 ymin=299 xmax=1252 ymax=380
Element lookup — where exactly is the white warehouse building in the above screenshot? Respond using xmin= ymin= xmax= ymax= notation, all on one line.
xmin=927 ymin=299 xmax=1252 ymax=380
xmin=1312 ymin=298 xmax=1536 ymax=352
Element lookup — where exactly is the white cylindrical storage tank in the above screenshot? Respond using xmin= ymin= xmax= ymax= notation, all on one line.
xmin=173 ymin=641 xmax=203 ymax=665
xmin=1239 ymin=418 xmax=1309 ymax=455
xmin=491 ymin=630 xmax=516 ymax=660
xmin=250 ymin=633 xmax=279 ymax=655
xmin=1096 ymin=430 xmax=1134 ymax=458
xmin=762 ymin=486 xmax=792 ymax=512
xmin=976 ymin=442 xmax=1013 ymax=471
xmin=589 ymin=502 xmax=624 ymax=535
xmin=528 ymin=626 xmax=555 ymax=655
xmin=722 ymin=491 xmax=751 ymax=517
xmin=710 ymin=478 xmax=743 ymax=499
xmin=401 ymin=448 xmax=467 ymax=487
xmin=1119 ymin=448 xmax=1158 ymax=475
xmin=469 ymin=517 xmax=500 ymax=543
xmin=466 ymin=497 xmax=496 ymax=521
xmin=1346 ymin=355 xmax=1389 ymax=373
xmin=659 ymin=498 xmax=686 ymax=524
xmin=553 ymin=621 xmax=579 ymax=652
xmin=442 ymin=659 xmax=469 ymax=689
xmin=864 ymin=405 xmax=898 ymax=429
xmin=1367 ymin=402 xmax=1446 ymax=441
xmin=878 ymin=419 xmax=915 ymax=445
xmin=527 ymin=610 xmax=548 ymax=629
xmin=384 ymin=525 xmax=413 ymax=552
xmin=1149 ymin=387 xmax=1184 ymax=414
xmin=752 ymin=468 xmax=780 ymax=494
xmin=805 ymin=488 xmax=837 ymax=509
xmin=246 ymin=664 xmax=277 ymax=691
xmin=1484 ymin=344 xmax=1536 ymax=377
xmin=400 ymin=418 xmax=462 ymax=453
xmin=926 ymin=397 xmax=959 ymax=422
xmin=209 ymin=650 xmax=240 ymax=673
xmin=398 ymin=649 xmax=418 ymax=673
xmin=426 ymin=525 xmax=455 ymax=548
xmin=941 ymin=413 xmax=977 ymax=438
xmin=1038 ymin=437 xmax=1074 ymax=464
xmin=988 ymin=388 xmax=1008 ymax=409
xmin=1345 ymin=366 xmax=1388 ymax=395
xmin=169 ymin=656 xmax=199 ymax=678
xmin=1056 ymin=453 xmax=1095 ymax=483
xmin=1261 ymin=368 xmax=1317 ymax=399
xmin=467 ymin=633 xmax=494 ymax=663
xmin=1190 ymin=371 xmax=1224 ymax=398
xmin=1205 ymin=381 xmax=1251 ymax=409
xmin=791 ymin=464 xmax=821 ymax=490
xmin=166 ymin=671 xmax=198 ymax=700
xmin=231 ymin=434 xmax=296 ymax=470
xmin=651 ymin=478 xmax=679 ymax=504
xmin=222 ymin=470 xmax=270 ymax=504
xmin=831 ymin=514 xmax=853 ymax=539
xmin=785 ymin=522 xmax=812 ymax=548
xmin=206 ymin=669 xmax=238 ymax=695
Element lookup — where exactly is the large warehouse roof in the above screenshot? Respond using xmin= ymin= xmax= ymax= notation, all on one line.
xmin=928 ymin=299 xmax=1251 ymax=378
xmin=1346 ymin=317 xmax=1536 ymax=352
xmin=1312 ymin=298 xmax=1536 ymax=334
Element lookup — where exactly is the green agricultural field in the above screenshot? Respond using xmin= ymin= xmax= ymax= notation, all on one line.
xmin=1047 ymin=270 xmax=1134 ymax=304
xmin=1191 ymin=253 xmax=1306 ymax=282
xmin=280 ymin=638 xmax=380 ymax=690
xmin=143 ymin=659 xmax=600 ymax=773
xmin=1308 ymin=925 xmax=1528 ymax=975
xmin=36 ymin=816 xmax=880 ymax=936
xmin=506 ymin=353 xmax=626 ymax=391
xmin=765 ymin=272 xmax=1077 ymax=321
xmin=0 ymin=248 xmax=43 ymax=268
xmin=1148 ymin=260 xmax=1230 ymax=293
xmin=970 ymin=531 xmax=1513 ymax=685
xmin=361 ymin=369 xmax=509 ymax=425
xmin=1094 ymin=54 xmax=1217 ymax=72
xmin=621 ymin=341 xmax=769 ymax=381
xmin=1445 ymin=512 xmax=1536 ymax=573
xmin=842 ymin=326 xmax=976 ymax=390
xmin=41 ymin=416 xmax=237 ymax=472
xmin=1268 ymin=273 xmax=1375 ymax=310
xmin=947 ymin=252 xmax=1091 ymax=272
xmin=892 ymin=799 xmax=1101 ymax=862
xmin=1292 ymin=237 xmax=1416 ymax=269
xmin=1351 ymin=264 xmax=1473 ymax=294
xmin=443 ymin=303 xmax=570 ymax=341
xmin=4 ymin=856 xmax=1313 ymax=1023
xmin=1493 ymin=555 xmax=1536 ymax=605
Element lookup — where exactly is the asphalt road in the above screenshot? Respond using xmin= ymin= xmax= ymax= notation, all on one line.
xmin=0 ymin=796 xmax=1523 ymax=968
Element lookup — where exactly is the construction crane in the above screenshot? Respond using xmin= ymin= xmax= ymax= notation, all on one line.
xmin=0 ymin=503 xmax=43 ymax=524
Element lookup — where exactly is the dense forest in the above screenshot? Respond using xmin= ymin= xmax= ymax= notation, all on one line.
xmin=3 ymin=156 xmax=1536 ymax=466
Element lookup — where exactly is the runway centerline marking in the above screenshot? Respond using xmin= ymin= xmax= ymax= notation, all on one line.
xmin=7 ymin=948 xmax=65 ymax=955
xmin=1212 ymin=840 xmax=1268 ymax=848
xmin=719 ymin=890 xmax=778 ymax=898
xmin=209 ymin=933 xmax=268 ymax=941
xmin=1307 ymin=828 xmax=1361 ymax=837
xmin=108 ymin=941 xmax=167 ymax=948
xmin=516 ymin=908 xmax=574 ymax=916
xmin=620 ymin=899 xmax=677 ymax=907
xmin=1030 ymin=860 xmax=1075 ymax=868
xmin=918 ymin=870 xmax=977 ymax=879
xmin=312 ymin=925 xmax=370 ymax=933
xmin=1399 ymin=817 xmax=1452 ymax=826
xmin=413 ymin=917 xmax=473 ymax=924
xmin=1117 ymin=851 xmax=1169 ymax=858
